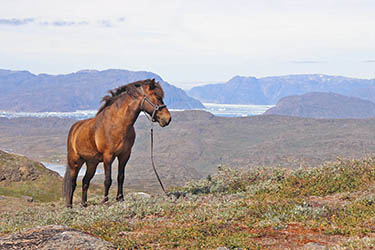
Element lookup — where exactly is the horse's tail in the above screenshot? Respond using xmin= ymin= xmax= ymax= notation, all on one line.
xmin=63 ymin=164 xmax=72 ymax=205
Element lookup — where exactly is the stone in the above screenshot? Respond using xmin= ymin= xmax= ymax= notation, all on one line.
xmin=0 ymin=225 xmax=116 ymax=250
xmin=132 ymin=192 xmax=151 ymax=199
xmin=303 ymin=242 xmax=326 ymax=249
xmin=21 ymin=195 xmax=33 ymax=202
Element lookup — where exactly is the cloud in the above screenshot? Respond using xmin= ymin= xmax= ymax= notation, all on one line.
xmin=363 ymin=60 xmax=375 ymax=63
xmin=39 ymin=20 xmax=89 ymax=27
xmin=117 ymin=17 xmax=125 ymax=23
xmin=0 ymin=18 xmax=35 ymax=26
xmin=290 ymin=60 xmax=324 ymax=64
xmin=0 ymin=18 xmax=124 ymax=28
xmin=98 ymin=20 xmax=112 ymax=28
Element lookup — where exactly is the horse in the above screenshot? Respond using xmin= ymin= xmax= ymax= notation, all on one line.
xmin=63 ymin=79 xmax=171 ymax=208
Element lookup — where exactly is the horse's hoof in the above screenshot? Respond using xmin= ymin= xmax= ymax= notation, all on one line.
xmin=102 ymin=197 xmax=109 ymax=203
xmin=66 ymin=204 xmax=72 ymax=209
xmin=116 ymin=196 xmax=124 ymax=202
xmin=81 ymin=202 xmax=88 ymax=208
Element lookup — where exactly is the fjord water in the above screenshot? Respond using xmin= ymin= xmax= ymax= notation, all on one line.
xmin=42 ymin=162 xmax=104 ymax=177
xmin=0 ymin=103 xmax=273 ymax=120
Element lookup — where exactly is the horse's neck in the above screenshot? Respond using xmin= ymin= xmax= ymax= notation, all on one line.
xmin=115 ymin=97 xmax=141 ymax=127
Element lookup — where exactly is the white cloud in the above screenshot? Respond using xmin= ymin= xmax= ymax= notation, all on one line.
xmin=0 ymin=0 xmax=375 ymax=85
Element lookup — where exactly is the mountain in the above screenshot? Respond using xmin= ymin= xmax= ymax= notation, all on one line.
xmin=264 ymin=92 xmax=375 ymax=119
xmin=1 ymin=111 xmax=375 ymax=191
xmin=0 ymin=69 xmax=204 ymax=112
xmin=188 ymin=74 xmax=375 ymax=105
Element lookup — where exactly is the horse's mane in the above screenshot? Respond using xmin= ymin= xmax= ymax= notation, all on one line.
xmin=96 ymin=79 xmax=164 ymax=115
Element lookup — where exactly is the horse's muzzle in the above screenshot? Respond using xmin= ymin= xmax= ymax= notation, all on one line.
xmin=159 ymin=116 xmax=171 ymax=127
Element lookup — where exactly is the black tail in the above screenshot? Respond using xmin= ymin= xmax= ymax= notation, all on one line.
xmin=63 ymin=165 xmax=72 ymax=206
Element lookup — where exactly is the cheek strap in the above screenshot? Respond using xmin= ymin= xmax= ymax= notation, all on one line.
xmin=139 ymin=86 xmax=166 ymax=122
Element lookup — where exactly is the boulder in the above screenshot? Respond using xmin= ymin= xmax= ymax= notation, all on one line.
xmin=0 ymin=225 xmax=116 ymax=250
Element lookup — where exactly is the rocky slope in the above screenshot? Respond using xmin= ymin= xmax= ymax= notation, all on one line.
xmin=189 ymin=74 xmax=375 ymax=105
xmin=264 ymin=92 xmax=375 ymax=119
xmin=0 ymin=150 xmax=62 ymax=202
xmin=0 ymin=150 xmax=59 ymax=182
xmin=0 ymin=69 xmax=204 ymax=112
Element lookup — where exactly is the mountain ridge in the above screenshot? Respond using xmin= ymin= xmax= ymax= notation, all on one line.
xmin=189 ymin=74 xmax=375 ymax=105
xmin=264 ymin=92 xmax=375 ymax=119
xmin=0 ymin=68 xmax=204 ymax=112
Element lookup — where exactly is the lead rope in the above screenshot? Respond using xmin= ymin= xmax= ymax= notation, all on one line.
xmin=143 ymin=110 xmax=168 ymax=195
xmin=150 ymin=125 xmax=167 ymax=194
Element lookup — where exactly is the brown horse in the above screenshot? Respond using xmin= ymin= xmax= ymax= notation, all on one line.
xmin=63 ymin=79 xmax=171 ymax=208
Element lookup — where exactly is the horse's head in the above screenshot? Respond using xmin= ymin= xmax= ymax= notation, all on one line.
xmin=139 ymin=79 xmax=171 ymax=127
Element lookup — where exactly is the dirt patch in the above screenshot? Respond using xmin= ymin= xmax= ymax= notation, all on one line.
xmin=0 ymin=196 xmax=36 ymax=214
xmin=251 ymin=223 xmax=346 ymax=249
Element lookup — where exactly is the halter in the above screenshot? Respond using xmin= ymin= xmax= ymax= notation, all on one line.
xmin=138 ymin=85 xmax=168 ymax=195
xmin=139 ymin=86 xmax=167 ymax=122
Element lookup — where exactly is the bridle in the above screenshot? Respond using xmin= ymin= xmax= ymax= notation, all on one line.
xmin=139 ymin=86 xmax=167 ymax=122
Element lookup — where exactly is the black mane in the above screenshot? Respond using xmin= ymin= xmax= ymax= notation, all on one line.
xmin=96 ymin=79 xmax=164 ymax=115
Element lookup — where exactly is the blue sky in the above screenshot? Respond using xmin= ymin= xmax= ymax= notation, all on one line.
xmin=0 ymin=0 xmax=374 ymax=89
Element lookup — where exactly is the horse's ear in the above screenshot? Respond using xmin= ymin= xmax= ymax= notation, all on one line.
xmin=150 ymin=78 xmax=156 ymax=90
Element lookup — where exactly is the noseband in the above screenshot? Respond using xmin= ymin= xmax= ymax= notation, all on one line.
xmin=139 ymin=86 xmax=166 ymax=122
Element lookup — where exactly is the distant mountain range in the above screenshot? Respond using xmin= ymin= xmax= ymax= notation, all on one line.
xmin=0 ymin=69 xmax=204 ymax=112
xmin=189 ymin=74 xmax=375 ymax=105
xmin=264 ymin=92 xmax=375 ymax=119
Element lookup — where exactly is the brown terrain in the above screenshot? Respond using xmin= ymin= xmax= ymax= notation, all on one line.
xmin=1 ymin=111 xmax=375 ymax=248
xmin=0 ymin=110 xmax=375 ymax=192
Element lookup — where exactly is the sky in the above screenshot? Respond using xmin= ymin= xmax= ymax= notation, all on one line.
xmin=1 ymin=0 xmax=375 ymax=89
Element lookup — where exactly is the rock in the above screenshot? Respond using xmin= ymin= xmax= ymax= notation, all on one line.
xmin=0 ymin=225 xmax=116 ymax=249
xmin=21 ymin=196 xmax=33 ymax=202
xmin=303 ymin=242 xmax=326 ymax=249
xmin=132 ymin=192 xmax=151 ymax=199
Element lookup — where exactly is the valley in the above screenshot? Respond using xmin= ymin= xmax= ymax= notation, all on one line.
xmin=1 ymin=111 xmax=375 ymax=192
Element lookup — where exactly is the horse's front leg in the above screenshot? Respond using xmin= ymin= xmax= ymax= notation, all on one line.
xmin=116 ymin=152 xmax=131 ymax=202
xmin=102 ymin=154 xmax=114 ymax=203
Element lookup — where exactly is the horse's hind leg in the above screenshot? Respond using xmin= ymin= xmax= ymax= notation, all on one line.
xmin=81 ymin=161 xmax=98 ymax=207
xmin=116 ymin=152 xmax=131 ymax=202
xmin=64 ymin=159 xmax=83 ymax=208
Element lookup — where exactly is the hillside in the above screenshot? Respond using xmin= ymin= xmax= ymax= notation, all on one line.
xmin=0 ymin=150 xmax=62 ymax=202
xmin=0 ymin=69 xmax=204 ymax=112
xmin=264 ymin=92 xmax=375 ymax=119
xmin=1 ymin=158 xmax=375 ymax=249
xmin=1 ymin=111 xmax=375 ymax=192
xmin=189 ymin=74 xmax=375 ymax=105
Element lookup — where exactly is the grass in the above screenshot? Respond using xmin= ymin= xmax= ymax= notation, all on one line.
xmin=1 ymin=158 xmax=375 ymax=249
xmin=0 ymin=176 xmax=61 ymax=202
